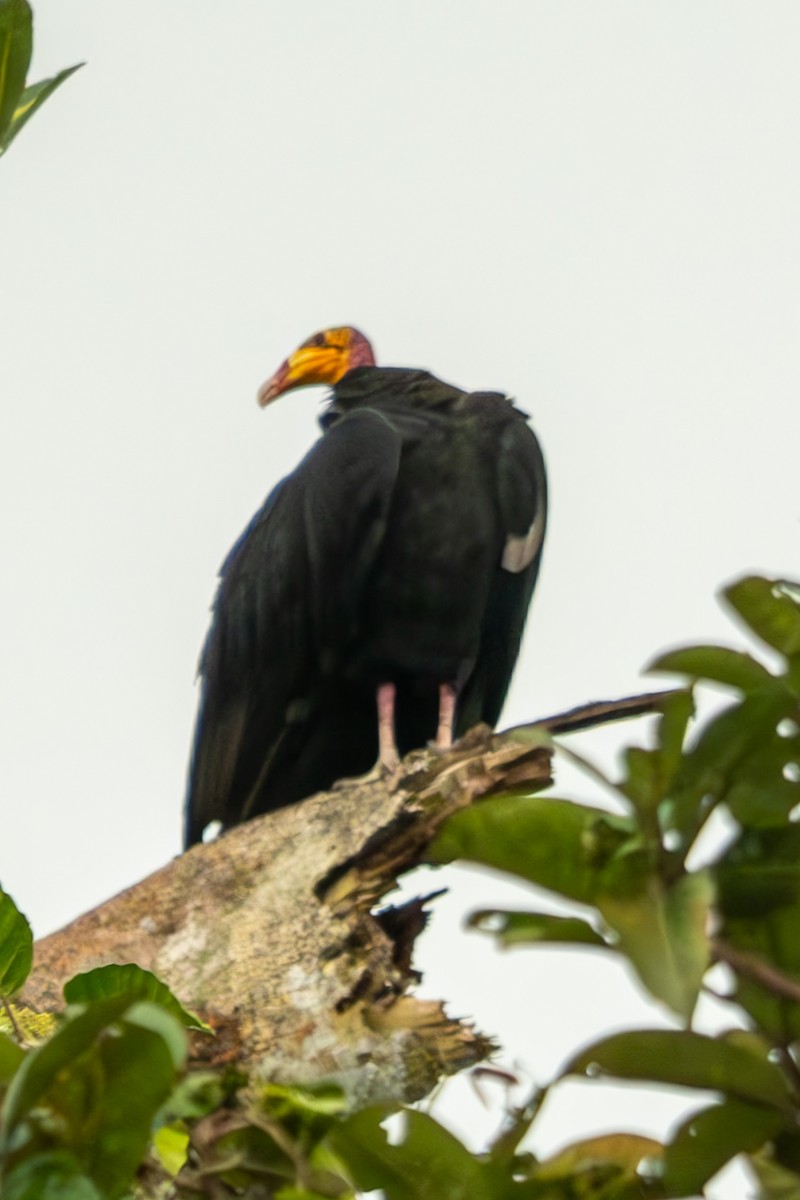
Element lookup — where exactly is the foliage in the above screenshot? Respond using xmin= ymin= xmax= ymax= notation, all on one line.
xmin=2 ymin=572 xmax=800 ymax=1198
xmin=0 ymin=0 xmax=82 ymax=156
xmin=429 ymin=572 xmax=800 ymax=1197
xmin=0 ymin=910 xmax=189 ymax=1199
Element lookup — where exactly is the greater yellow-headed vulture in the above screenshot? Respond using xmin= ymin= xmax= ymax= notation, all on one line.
xmin=184 ymin=327 xmax=547 ymax=846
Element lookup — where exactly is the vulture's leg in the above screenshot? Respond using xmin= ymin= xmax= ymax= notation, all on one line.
xmin=435 ymin=682 xmax=457 ymax=750
xmin=333 ymin=681 xmax=400 ymax=788
xmin=376 ymin=681 xmax=401 ymax=772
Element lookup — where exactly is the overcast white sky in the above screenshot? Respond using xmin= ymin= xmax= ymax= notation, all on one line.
xmin=3 ymin=2 xmax=799 ymax=1192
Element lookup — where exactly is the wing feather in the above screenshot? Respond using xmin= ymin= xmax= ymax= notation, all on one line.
xmin=458 ymin=411 xmax=547 ymax=730
xmin=184 ymin=409 xmax=402 ymax=844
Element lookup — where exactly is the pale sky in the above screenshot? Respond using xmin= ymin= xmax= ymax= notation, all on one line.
xmin=3 ymin=3 xmax=799 ymax=1193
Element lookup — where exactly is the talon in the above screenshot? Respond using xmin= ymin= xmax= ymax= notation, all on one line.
xmin=333 ymin=759 xmax=396 ymax=790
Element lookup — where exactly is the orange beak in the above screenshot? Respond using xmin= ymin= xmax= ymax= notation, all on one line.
xmin=257 ymin=343 xmax=348 ymax=407
xmin=257 ymin=327 xmax=376 ymax=407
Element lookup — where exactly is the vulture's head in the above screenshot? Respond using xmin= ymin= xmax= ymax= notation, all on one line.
xmin=257 ymin=326 xmax=376 ymax=406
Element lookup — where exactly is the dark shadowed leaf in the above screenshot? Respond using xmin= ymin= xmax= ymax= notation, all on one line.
xmin=330 ymin=1107 xmax=514 ymax=1200
xmin=276 ymin=1190 xmax=347 ymax=1200
xmin=431 ymin=793 xmax=636 ymax=906
xmin=722 ymin=728 xmax=800 ymax=828
xmin=724 ymin=576 xmax=800 ymax=659
xmin=663 ymin=1099 xmax=785 ymax=1196
xmin=726 ymin=777 xmax=800 ymax=828
xmin=1 ymin=1152 xmax=101 ymax=1200
xmin=159 ymin=1069 xmax=234 ymax=1121
xmin=0 ymin=1027 xmax=25 ymax=1081
xmin=748 ymin=1149 xmax=800 ymax=1199
xmin=564 ymin=1029 xmax=792 ymax=1110
xmin=64 ymin=962 xmax=210 ymax=1031
xmin=663 ymin=688 xmax=796 ymax=846
xmin=469 ymin=908 xmax=608 ymax=948
xmin=681 ymin=690 xmax=794 ymax=789
xmin=0 ymin=0 xmax=31 ymax=143
xmin=0 ymin=886 xmax=33 ymax=994
xmin=717 ymin=860 xmax=800 ymax=919
xmin=716 ymin=835 xmax=800 ymax=1042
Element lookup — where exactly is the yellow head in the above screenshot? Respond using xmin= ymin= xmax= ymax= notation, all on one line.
xmin=257 ymin=326 xmax=376 ymax=407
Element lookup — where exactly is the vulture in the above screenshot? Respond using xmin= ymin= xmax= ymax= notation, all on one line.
xmin=184 ymin=327 xmax=547 ymax=847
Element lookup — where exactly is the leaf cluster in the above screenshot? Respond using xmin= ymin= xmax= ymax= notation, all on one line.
xmin=430 ymin=573 xmax=800 ymax=1197
xmin=0 ymin=0 xmax=81 ymax=156
xmin=0 ymin=900 xmax=199 ymax=1199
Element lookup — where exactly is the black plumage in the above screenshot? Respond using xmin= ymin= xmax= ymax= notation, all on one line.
xmin=184 ymin=336 xmax=546 ymax=847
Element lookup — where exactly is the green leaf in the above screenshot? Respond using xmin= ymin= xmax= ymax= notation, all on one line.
xmin=329 ymin=1107 xmax=510 ymax=1200
xmin=724 ymin=576 xmax=800 ymax=659
xmin=159 ymin=1068 xmax=234 ymax=1121
xmin=276 ymin=1190 xmax=347 ymax=1200
xmin=0 ymin=992 xmax=168 ymax=1147
xmin=650 ymin=644 xmax=774 ymax=691
xmin=654 ymin=687 xmax=695 ymax=777
xmin=598 ymin=871 xmax=713 ymax=1020
xmin=1 ymin=62 xmax=83 ymax=153
xmin=718 ymin=861 xmax=800 ymax=918
xmin=535 ymin=1132 xmax=664 ymax=1193
xmin=262 ymin=1080 xmax=349 ymax=1121
xmin=431 ymin=793 xmax=637 ymax=906
xmin=619 ymin=745 xmax=662 ymax=813
xmin=716 ymin=832 xmax=800 ymax=1042
xmin=152 ymin=1122 xmax=190 ymax=1176
xmin=123 ymin=999 xmax=188 ymax=1070
xmin=726 ymin=778 xmax=800 ymax=829
xmin=2 ymin=1152 xmax=102 ymax=1200
xmin=750 ymin=1150 xmax=800 ymax=1199
xmin=0 ymin=0 xmax=31 ymax=144
xmin=64 ymin=962 xmax=210 ymax=1032
xmin=683 ymin=690 xmax=793 ymax=788
xmin=616 ymin=691 xmax=695 ymax=822
xmin=212 ymin=1120 xmax=296 ymax=1180
xmin=663 ymin=1098 xmax=785 ymax=1196
xmin=2 ymin=1002 xmax=186 ymax=1198
xmin=85 ymin=1006 xmax=185 ymax=1198
xmin=496 ymin=721 xmax=553 ymax=751
xmin=663 ymin=689 xmax=796 ymax=846
xmin=716 ymin=727 xmax=800 ymax=829
xmin=468 ymin=908 xmax=608 ymax=949
xmin=0 ymin=885 xmax=33 ymax=995
xmin=564 ymin=1029 xmax=792 ymax=1111
xmin=0 ymin=1026 xmax=25 ymax=1081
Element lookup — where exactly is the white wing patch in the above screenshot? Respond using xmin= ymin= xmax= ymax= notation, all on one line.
xmin=501 ymin=508 xmax=546 ymax=574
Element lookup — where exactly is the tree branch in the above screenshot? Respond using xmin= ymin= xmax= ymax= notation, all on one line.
xmin=23 ymin=725 xmax=551 ymax=1105
xmin=712 ymin=937 xmax=800 ymax=1006
xmin=21 ymin=693 xmax=673 ymax=1106
xmin=520 ymin=689 xmax=680 ymax=736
